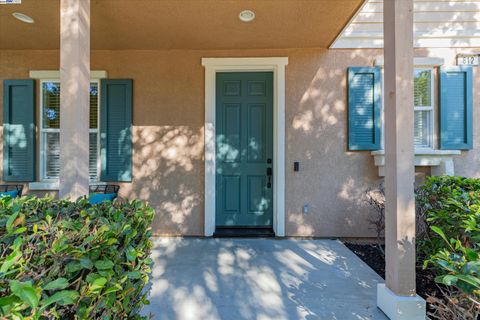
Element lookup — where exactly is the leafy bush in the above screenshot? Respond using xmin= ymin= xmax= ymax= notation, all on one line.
xmin=418 ymin=176 xmax=480 ymax=318
xmin=364 ymin=176 xmax=480 ymax=318
xmin=416 ymin=176 xmax=480 ymax=256
xmin=426 ymin=227 xmax=480 ymax=297
xmin=424 ymin=226 xmax=480 ymax=319
xmin=0 ymin=196 xmax=154 ymax=319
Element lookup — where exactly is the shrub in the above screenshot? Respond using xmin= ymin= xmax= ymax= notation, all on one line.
xmin=424 ymin=226 xmax=480 ymax=319
xmin=0 ymin=196 xmax=154 ymax=319
xmin=364 ymin=176 xmax=480 ymax=318
xmin=418 ymin=176 xmax=480 ymax=319
xmin=416 ymin=176 xmax=480 ymax=256
xmin=427 ymin=286 xmax=480 ymax=320
xmin=364 ymin=184 xmax=385 ymax=255
xmin=363 ymin=183 xmax=429 ymax=256
xmin=426 ymin=227 xmax=480 ymax=297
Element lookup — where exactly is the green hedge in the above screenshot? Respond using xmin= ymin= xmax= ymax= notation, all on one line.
xmin=0 ymin=196 xmax=154 ymax=319
xmin=417 ymin=176 xmax=480 ymax=297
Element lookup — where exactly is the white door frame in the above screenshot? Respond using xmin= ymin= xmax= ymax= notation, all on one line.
xmin=202 ymin=57 xmax=288 ymax=237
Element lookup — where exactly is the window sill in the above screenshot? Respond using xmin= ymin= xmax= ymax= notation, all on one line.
xmin=371 ymin=149 xmax=461 ymax=177
xmin=29 ymin=181 xmax=106 ymax=191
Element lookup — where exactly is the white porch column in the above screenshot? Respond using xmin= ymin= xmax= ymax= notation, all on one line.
xmin=378 ymin=0 xmax=426 ymax=319
xmin=59 ymin=0 xmax=90 ymax=199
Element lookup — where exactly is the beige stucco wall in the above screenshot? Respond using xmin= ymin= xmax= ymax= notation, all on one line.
xmin=0 ymin=47 xmax=479 ymax=237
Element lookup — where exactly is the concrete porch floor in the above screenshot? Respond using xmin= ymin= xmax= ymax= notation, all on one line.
xmin=142 ymin=238 xmax=388 ymax=320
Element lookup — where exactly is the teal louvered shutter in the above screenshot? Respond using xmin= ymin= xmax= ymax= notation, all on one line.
xmin=439 ymin=67 xmax=473 ymax=150
xmin=3 ymin=80 xmax=36 ymax=181
xmin=348 ymin=67 xmax=381 ymax=151
xmin=100 ymin=79 xmax=132 ymax=182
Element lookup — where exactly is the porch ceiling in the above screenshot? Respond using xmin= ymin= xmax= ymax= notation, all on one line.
xmin=0 ymin=0 xmax=363 ymax=50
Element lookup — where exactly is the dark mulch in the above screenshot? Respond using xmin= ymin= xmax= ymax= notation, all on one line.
xmin=344 ymin=243 xmax=442 ymax=303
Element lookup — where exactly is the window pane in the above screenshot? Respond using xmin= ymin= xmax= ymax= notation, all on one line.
xmin=90 ymin=83 xmax=98 ymax=129
xmin=41 ymin=82 xmax=99 ymax=180
xmin=43 ymin=132 xmax=98 ymax=180
xmin=42 ymin=82 xmax=98 ymax=129
xmin=89 ymin=132 xmax=98 ymax=179
xmin=414 ymin=110 xmax=431 ymax=147
xmin=42 ymin=82 xmax=60 ymax=129
xmin=44 ymin=132 xmax=60 ymax=179
xmin=414 ymin=69 xmax=432 ymax=107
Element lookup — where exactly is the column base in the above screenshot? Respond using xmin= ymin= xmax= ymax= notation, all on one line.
xmin=377 ymin=284 xmax=426 ymax=320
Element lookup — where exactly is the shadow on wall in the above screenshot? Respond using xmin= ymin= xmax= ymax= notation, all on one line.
xmin=286 ymin=50 xmax=382 ymax=237
xmin=0 ymin=123 xmax=207 ymax=233
xmin=122 ymin=125 xmax=204 ymax=235
xmin=0 ymin=124 xmax=71 ymax=199
xmin=143 ymin=238 xmax=385 ymax=320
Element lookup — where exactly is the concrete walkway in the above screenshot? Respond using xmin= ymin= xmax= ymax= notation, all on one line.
xmin=143 ymin=238 xmax=388 ymax=320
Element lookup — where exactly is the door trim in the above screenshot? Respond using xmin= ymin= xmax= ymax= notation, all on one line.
xmin=202 ymin=57 xmax=288 ymax=237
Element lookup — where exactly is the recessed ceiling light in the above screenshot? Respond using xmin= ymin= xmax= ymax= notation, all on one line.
xmin=12 ymin=12 xmax=34 ymax=24
xmin=239 ymin=10 xmax=255 ymax=22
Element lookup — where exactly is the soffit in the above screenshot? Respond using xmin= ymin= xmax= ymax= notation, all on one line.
xmin=0 ymin=0 xmax=362 ymax=50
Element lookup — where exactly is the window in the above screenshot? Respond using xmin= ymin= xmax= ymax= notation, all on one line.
xmin=40 ymin=80 xmax=100 ymax=181
xmin=413 ymin=68 xmax=434 ymax=149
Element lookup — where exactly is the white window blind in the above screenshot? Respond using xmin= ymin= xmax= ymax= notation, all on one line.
xmin=413 ymin=69 xmax=434 ymax=149
xmin=41 ymin=81 xmax=100 ymax=181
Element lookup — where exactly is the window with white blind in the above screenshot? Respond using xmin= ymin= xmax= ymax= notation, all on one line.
xmin=40 ymin=80 xmax=100 ymax=181
xmin=413 ymin=68 xmax=434 ymax=149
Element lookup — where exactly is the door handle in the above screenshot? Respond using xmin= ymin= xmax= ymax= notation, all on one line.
xmin=266 ymin=167 xmax=272 ymax=188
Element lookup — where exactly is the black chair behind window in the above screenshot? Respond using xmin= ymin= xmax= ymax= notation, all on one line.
xmin=0 ymin=184 xmax=24 ymax=197
xmin=89 ymin=184 xmax=120 ymax=195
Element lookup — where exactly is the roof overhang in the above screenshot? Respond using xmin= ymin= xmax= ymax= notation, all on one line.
xmin=0 ymin=0 xmax=363 ymax=50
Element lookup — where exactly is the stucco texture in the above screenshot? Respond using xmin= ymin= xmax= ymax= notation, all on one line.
xmin=0 ymin=48 xmax=479 ymax=237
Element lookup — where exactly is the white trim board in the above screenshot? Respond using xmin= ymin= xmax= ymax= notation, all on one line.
xmin=201 ymin=57 xmax=288 ymax=237
xmin=29 ymin=70 xmax=108 ymax=79
xmin=374 ymin=57 xmax=444 ymax=67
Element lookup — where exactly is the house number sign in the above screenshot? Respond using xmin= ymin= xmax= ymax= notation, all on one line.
xmin=457 ymin=54 xmax=479 ymax=66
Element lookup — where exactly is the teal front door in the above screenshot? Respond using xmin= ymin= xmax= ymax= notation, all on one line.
xmin=216 ymin=72 xmax=274 ymax=227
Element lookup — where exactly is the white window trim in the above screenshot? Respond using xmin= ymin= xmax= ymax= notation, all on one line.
xmin=374 ymin=57 xmax=444 ymax=67
xmin=29 ymin=70 xmax=108 ymax=79
xmin=379 ymin=63 xmax=437 ymax=151
xmin=29 ymin=71 xmax=107 ymax=190
xmin=39 ymin=78 xmax=60 ymax=183
xmin=29 ymin=181 xmax=107 ymax=191
xmin=413 ymin=68 xmax=435 ymax=150
xmin=201 ymin=57 xmax=288 ymax=237
xmin=371 ymin=149 xmax=461 ymax=177
xmin=372 ymin=58 xmax=462 ymax=176
xmin=38 ymin=79 xmax=101 ymax=183
xmin=28 ymin=181 xmax=60 ymax=191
